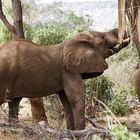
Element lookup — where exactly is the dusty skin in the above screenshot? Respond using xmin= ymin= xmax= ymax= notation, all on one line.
xmin=0 ymin=29 xmax=130 ymax=130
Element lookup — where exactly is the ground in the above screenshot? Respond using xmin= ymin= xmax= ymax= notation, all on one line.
xmin=0 ymin=97 xmax=139 ymax=139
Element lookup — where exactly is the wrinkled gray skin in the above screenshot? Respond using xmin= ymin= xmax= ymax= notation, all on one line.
xmin=0 ymin=29 xmax=129 ymax=130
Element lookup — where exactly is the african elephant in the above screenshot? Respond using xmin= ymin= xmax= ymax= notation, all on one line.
xmin=133 ymin=62 xmax=140 ymax=102
xmin=0 ymin=29 xmax=130 ymax=130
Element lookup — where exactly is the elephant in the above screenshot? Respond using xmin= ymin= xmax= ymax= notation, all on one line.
xmin=0 ymin=29 xmax=130 ymax=130
xmin=133 ymin=61 xmax=140 ymax=102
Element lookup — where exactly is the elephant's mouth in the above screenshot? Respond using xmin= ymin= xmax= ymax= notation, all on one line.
xmin=81 ymin=72 xmax=104 ymax=79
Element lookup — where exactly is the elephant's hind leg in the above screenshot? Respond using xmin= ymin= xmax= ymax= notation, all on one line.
xmin=8 ymin=97 xmax=22 ymax=123
xmin=29 ymin=98 xmax=48 ymax=127
xmin=58 ymin=91 xmax=75 ymax=130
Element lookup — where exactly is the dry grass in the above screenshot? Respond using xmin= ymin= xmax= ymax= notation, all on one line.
xmin=105 ymin=46 xmax=138 ymax=95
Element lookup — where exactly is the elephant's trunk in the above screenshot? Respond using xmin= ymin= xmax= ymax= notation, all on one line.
xmin=110 ymin=37 xmax=130 ymax=55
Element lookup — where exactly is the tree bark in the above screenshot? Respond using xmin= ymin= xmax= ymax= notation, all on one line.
xmin=125 ymin=0 xmax=140 ymax=57
xmin=118 ymin=0 xmax=126 ymax=43
xmin=11 ymin=0 xmax=24 ymax=38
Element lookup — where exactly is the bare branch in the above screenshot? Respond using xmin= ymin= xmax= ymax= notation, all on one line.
xmin=93 ymin=97 xmax=122 ymax=126
xmin=0 ymin=0 xmax=16 ymax=35
xmin=0 ymin=122 xmax=109 ymax=139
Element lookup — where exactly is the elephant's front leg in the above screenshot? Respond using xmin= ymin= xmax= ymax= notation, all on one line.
xmin=58 ymin=91 xmax=74 ymax=130
xmin=63 ymin=72 xmax=85 ymax=130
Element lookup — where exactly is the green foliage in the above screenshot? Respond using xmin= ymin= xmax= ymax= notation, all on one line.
xmin=119 ymin=83 xmax=136 ymax=97
xmin=24 ymin=24 xmax=36 ymax=40
xmin=91 ymin=124 xmax=139 ymax=140
xmin=108 ymin=93 xmax=128 ymax=116
xmin=24 ymin=23 xmax=84 ymax=45
xmin=83 ymin=75 xmax=113 ymax=103
xmin=111 ymin=124 xmax=139 ymax=140
xmin=23 ymin=10 xmax=86 ymax=45
xmin=0 ymin=23 xmax=12 ymax=44
xmin=33 ymin=26 xmax=69 ymax=45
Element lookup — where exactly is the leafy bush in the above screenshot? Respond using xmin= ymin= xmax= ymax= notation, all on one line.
xmin=33 ymin=26 xmax=69 ymax=45
xmin=108 ymin=92 xmax=128 ymax=116
xmin=24 ymin=24 xmax=36 ymax=40
xmin=91 ymin=124 xmax=139 ymax=140
xmin=83 ymin=75 xmax=114 ymax=103
xmin=110 ymin=124 xmax=139 ymax=140
xmin=0 ymin=23 xmax=12 ymax=44
xmin=24 ymin=24 xmax=84 ymax=45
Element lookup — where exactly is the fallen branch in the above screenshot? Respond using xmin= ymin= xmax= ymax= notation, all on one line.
xmin=57 ymin=127 xmax=108 ymax=139
xmin=93 ymin=97 xmax=122 ymax=126
xmin=0 ymin=122 xmax=109 ymax=139
xmin=85 ymin=116 xmax=105 ymax=130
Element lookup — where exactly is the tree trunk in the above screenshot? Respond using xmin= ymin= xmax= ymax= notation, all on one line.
xmin=118 ymin=0 xmax=126 ymax=43
xmin=125 ymin=0 xmax=140 ymax=57
xmin=11 ymin=0 xmax=24 ymax=38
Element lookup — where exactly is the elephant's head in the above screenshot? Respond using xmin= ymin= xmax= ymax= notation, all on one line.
xmin=63 ymin=29 xmax=129 ymax=74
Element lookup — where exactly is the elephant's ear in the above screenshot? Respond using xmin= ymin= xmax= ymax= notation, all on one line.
xmin=63 ymin=36 xmax=108 ymax=74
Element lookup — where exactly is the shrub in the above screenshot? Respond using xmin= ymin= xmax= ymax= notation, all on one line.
xmin=108 ymin=92 xmax=128 ymax=116
xmin=110 ymin=124 xmax=139 ymax=140
xmin=91 ymin=124 xmax=139 ymax=140
xmin=33 ymin=26 xmax=69 ymax=45
xmin=32 ymin=25 xmax=84 ymax=45
xmin=24 ymin=24 xmax=36 ymax=40
xmin=83 ymin=75 xmax=114 ymax=104
xmin=0 ymin=23 xmax=12 ymax=44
